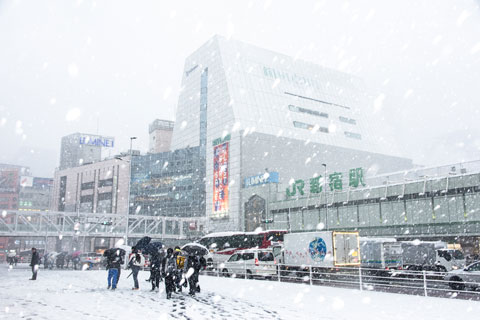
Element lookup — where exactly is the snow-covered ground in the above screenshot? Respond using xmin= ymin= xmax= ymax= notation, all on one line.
xmin=1 ymin=264 xmax=479 ymax=320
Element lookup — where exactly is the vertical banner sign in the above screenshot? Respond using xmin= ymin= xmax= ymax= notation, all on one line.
xmin=213 ymin=142 xmax=229 ymax=216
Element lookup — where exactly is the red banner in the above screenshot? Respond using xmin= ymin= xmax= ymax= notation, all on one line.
xmin=213 ymin=142 xmax=229 ymax=216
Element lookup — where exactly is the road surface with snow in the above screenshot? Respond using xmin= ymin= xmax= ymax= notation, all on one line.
xmin=0 ymin=264 xmax=479 ymax=319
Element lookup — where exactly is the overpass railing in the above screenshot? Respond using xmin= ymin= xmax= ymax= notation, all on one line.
xmin=0 ymin=210 xmax=206 ymax=240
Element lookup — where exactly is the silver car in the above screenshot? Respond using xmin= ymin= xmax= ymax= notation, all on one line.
xmin=445 ymin=261 xmax=480 ymax=290
xmin=221 ymin=248 xmax=279 ymax=279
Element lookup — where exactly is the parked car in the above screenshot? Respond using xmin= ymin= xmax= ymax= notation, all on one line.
xmin=220 ymin=248 xmax=279 ymax=279
xmin=79 ymin=252 xmax=103 ymax=269
xmin=445 ymin=261 xmax=480 ymax=290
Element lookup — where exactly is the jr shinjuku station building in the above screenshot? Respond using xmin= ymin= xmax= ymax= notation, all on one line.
xmin=171 ymin=36 xmax=480 ymax=252
xmin=49 ymin=35 xmax=480 ymax=253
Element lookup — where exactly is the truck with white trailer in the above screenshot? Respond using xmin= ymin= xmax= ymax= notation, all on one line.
xmin=360 ymin=237 xmax=403 ymax=273
xmin=400 ymin=241 xmax=466 ymax=272
xmin=276 ymin=231 xmax=360 ymax=276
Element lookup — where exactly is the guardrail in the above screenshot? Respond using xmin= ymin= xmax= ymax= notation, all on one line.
xmin=201 ymin=262 xmax=480 ymax=300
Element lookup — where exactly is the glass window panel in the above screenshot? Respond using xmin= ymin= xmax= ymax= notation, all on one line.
xmin=289 ymin=210 xmax=303 ymax=231
xmin=303 ymin=209 xmax=319 ymax=230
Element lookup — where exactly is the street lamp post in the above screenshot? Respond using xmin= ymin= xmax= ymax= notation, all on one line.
xmin=265 ymin=168 xmax=270 ymax=231
xmin=322 ymin=164 xmax=327 ymax=230
xmin=125 ymin=137 xmax=136 ymax=246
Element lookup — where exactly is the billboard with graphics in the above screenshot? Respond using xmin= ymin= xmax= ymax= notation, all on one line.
xmin=213 ymin=142 xmax=229 ymax=217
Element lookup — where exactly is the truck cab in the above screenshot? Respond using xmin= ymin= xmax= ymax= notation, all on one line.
xmin=436 ymin=249 xmax=465 ymax=271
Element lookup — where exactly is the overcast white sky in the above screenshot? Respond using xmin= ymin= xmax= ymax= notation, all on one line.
xmin=1 ymin=0 xmax=480 ymax=177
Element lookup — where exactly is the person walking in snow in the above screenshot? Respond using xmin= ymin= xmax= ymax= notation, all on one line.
xmin=7 ymin=251 xmax=15 ymax=265
xmin=29 ymin=247 xmax=40 ymax=280
xmin=128 ymin=247 xmax=145 ymax=290
xmin=173 ymin=246 xmax=187 ymax=292
xmin=185 ymin=253 xmax=206 ymax=296
xmin=162 ymin=248 xmax=176 ymax=299
xmin=72 ymin=255 xmax=80 ymax=270
xmin=149 ymin=250 xmax=163 ymax=292
xmin=106 ymin=250 xmax=123 ymax=290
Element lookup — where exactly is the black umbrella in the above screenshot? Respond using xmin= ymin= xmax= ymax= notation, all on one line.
xmin=134 ymin=236 xmax=152 ymax=251
xmin=57 ymin=251 xmax=68 ymax=258
xmin=181 ymin=243 xmax=209 ymax=256
xmin=103 ymin=248 xmax=126 ymax=258
xmin=142 ymin=242 xmax=163 ymax=256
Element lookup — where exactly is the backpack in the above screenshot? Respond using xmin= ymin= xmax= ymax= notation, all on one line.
xmin=166 ymin=256 xmax=176 ymax=274
xmin=176 ymin=254 xmax=185 ymax=269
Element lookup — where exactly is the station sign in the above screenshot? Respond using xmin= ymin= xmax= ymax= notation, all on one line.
xmin=286 ymin=167 xmax=366 ymax=197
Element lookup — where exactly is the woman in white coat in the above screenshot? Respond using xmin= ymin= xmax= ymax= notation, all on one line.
xmin=128 ymin=247 xmax=145 ymax=290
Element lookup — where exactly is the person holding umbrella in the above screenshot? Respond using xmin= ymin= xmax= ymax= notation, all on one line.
xmin=162 ymin=248 xmax=176 ymax=299
xmin=181 ymin=243 xmax=208 ymax=295
xmin=149 ymin=250 xmax=163 ymax=292
xmin=71 ymin=251 xmax=81 ymax=270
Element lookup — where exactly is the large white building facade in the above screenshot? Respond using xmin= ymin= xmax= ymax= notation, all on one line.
xmin=171 ymin=36 xmax=413 ymax=233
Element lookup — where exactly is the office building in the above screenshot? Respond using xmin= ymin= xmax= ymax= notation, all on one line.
xmin=18 ymin=177 xmax=53 ymax=211
xmin=149 ymin=119 xmax=174 ymax=153
xmin=52 ymin=157 xmax=130 ymax=214
xmin=59 ymin=133 xmax=115 ymax=170
xmin=171 ymin=35 xmax=413 ymax=232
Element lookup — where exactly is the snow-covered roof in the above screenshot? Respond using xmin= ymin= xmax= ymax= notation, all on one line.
xmin=360 ymin=237 xmax=397 ymax=243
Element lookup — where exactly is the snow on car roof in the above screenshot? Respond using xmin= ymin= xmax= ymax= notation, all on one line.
xmin=236 ymin=248 xmax=272 ymax=253
xmin=181 ymin=242 xmax=208 ymax=250
xmin=244 ymin=229 xmax=287 ymax=235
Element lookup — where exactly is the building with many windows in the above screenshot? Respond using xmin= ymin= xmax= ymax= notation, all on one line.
xmin=51 ymin=157 xmax=130 ymax=214
xmin=171 ymin=35 xmax=413 ymax=232
xmin=59 ymin=133 xmax=115 ymax=170
xmin=18 ymin=177 xmax=53 ymax=211
xmin=129 ymin=146 xmax=206 ymax=237
xmin=149 ymin=119 xmax=174 ymax=153
xmin=253 ymin=161 xmax=480 ymax=254
xmin=0 ymin=164 xmax=29 ymax=210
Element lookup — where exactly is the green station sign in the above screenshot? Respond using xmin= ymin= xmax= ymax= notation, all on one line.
xmin=286 ymin=167 xmax=366 ymax=197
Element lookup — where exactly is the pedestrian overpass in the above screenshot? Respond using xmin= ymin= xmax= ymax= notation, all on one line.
xmin=0 ymin=210 xmax=206 ymax=252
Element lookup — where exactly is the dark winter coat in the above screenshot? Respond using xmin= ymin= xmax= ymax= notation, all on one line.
xmin=30 ymin=251 xmax=39 ymax=266
xmin=162 ymin=254 xmax=176 ymax=276
xmin=150 ymin=253 xmax=163 ymax=271
xmin=186 ymin=255 xmax=207 ymax=273
xmin=107 ymin=255 xmax=124 ymax=269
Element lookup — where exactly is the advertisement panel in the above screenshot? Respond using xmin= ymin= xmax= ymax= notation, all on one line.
xmin=20 ymin=176 xmax=34 ymax=187
xmin=32 ymin=177 xmax=54 ymax=189
xmin=244 ymin=172 xmax=279 ymax=188
xmin=78 ymin=134 xmax=115 ymax=148
xmin=213 ymin=142 xmax=229 ymax=217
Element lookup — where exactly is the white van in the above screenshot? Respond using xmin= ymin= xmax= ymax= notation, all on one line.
xmin=220 ymin=248 xmax=280 ymax=279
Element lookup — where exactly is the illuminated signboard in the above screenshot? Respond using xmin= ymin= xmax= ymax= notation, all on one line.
xmin=213 ymin=142 xmax=229 ymax=217
xmin=244 ymin=172 xmax=279 ymax=188
xmin=20 ymin=176 xmax=34 ymax=187
xmin=79 ymin=135 xmax=115 ymax=148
